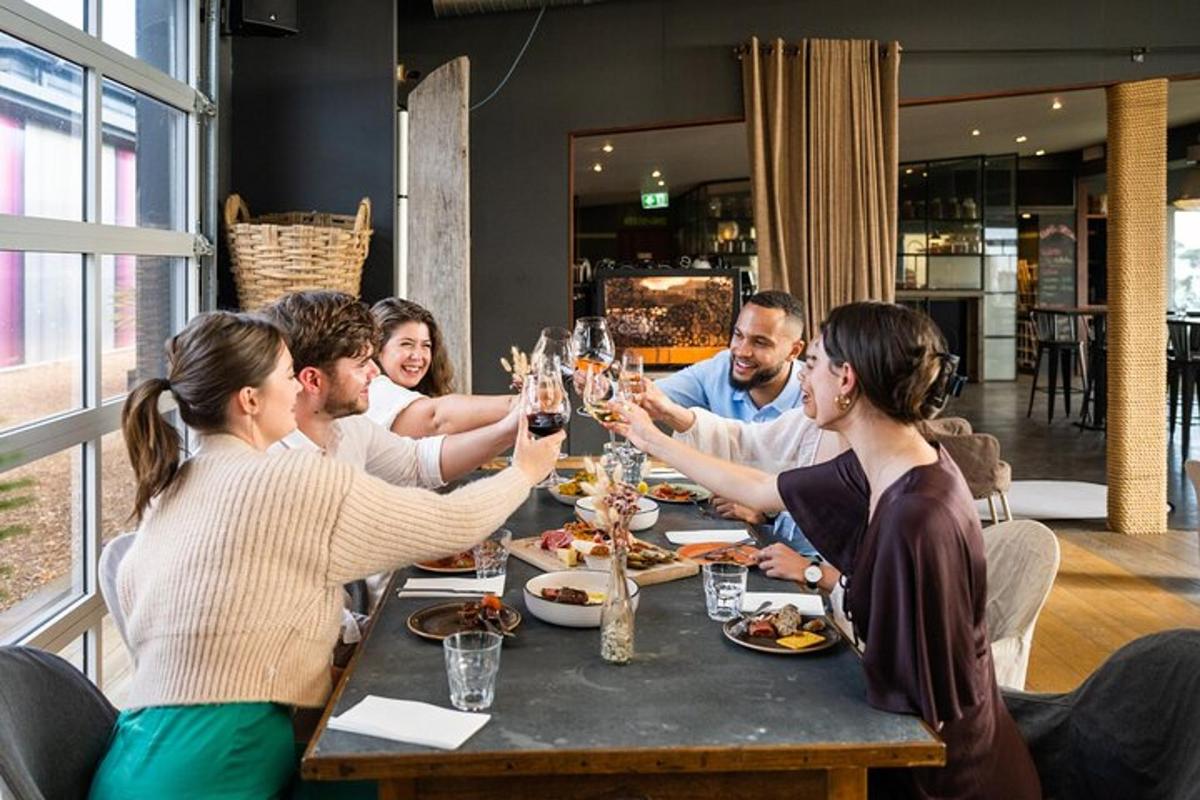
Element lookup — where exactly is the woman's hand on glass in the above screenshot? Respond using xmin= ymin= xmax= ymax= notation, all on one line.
xmin=512 ymin=414 xmax=566 ymax=484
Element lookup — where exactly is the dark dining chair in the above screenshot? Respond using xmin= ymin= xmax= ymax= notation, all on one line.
xmin=0 ymin=646 xmax=117 ymax=800
xmin=1026 ymin=310 xmax=1086 ymax=423
xmin=1003 ymin=629 xmax=1200 ymax=800
xmin=1167 ymin=320 xmax=1200 ymax=456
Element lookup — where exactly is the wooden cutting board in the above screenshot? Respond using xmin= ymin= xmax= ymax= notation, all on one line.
xmin=509 ymin=537 xmax=699 ymax=586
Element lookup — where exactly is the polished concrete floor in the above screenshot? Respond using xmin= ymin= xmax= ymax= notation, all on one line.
xmin=953 ymin=374 xmax=1199 ymax=531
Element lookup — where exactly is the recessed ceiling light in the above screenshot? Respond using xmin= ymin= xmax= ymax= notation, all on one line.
xmin=905 ymin=168 xmax=913 ymax=175
xmin=657 ymin=180 xmax=665 ymax=187
xmin=971 ymin=129 xmax=981 ymax=136
xmin=1015 ymin=135 xmax=1028 ymax=143
xmin=592 ymin=163 xmax=603 ymax=173
xmin=1021 ymin=212 xmax=1032 ymax=219
xmin=602 ymin=143 xmax=613 ymax=153
xmin=1035 ymin=149 xmax=1046 ymax=156
xmin=651 ymin=169 xmax=662 ymax=178
xmin=1051 ymin=98 xmax=1063 ymax=110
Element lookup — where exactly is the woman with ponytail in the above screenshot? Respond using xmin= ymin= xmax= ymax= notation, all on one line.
xmin=606 ymin=302 xmax=1039 ymax=799
xmin=90 ymin=311 xmax=563 ymax=800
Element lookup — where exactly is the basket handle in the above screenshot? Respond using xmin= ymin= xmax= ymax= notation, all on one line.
xmin=224 ymin=194 xmax=251 ymax=228
xmin=354 ymin=197 xmax=372 ymax=232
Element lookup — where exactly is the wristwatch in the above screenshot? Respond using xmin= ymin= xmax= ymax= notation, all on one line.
xmin=803 ymin=557 xmax=824 ymax=591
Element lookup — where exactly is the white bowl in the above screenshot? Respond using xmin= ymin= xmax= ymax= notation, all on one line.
xmin=547 ymin=484 xmax=585 ymax=506
xmin=574 ymin=496 xmax=659 ymax=532
xmin=523 ymin=570 xmax=640 ymax=628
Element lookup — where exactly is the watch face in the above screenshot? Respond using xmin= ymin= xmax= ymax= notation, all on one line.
xmin=804 ymin=564 xmax=823 ymax=583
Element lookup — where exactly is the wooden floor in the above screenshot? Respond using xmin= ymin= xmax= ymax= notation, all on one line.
xmin=1028 ymin=526 xmax=1200 ymax=691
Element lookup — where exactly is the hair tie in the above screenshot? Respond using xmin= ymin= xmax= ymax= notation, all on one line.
xmin=924 ymin=352 xmax=965 ymax=414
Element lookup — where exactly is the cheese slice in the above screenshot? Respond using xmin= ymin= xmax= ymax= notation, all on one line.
xmin=586 ymin=591 xmax=606 ymax=605
xmin=775 ymin=632 xmax=825 ymax=651
xmin=555 ymin=547 xmax=579 ymax=567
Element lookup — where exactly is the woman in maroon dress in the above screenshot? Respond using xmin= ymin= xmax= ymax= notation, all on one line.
xmin=610 ymin=301 xmax=1040 ymax=799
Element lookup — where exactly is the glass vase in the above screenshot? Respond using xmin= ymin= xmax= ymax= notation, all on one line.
xmin=600 ymin=544 xmax=635 ymax=665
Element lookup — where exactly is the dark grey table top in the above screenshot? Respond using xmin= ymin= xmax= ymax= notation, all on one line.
xmin=305 ymin=487 xmax=942 ymax=777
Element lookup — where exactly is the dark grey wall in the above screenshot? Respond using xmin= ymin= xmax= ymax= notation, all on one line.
xmin=398 ymin=0 xmax=1200 ymax=392
xmin=223 ymin=0 xmax=396 ymax=309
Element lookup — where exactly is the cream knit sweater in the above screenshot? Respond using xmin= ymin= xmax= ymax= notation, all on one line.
xmin=117 ymin=433 xmax=532 ymax=710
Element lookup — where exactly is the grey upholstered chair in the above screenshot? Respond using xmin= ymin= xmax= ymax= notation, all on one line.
xmin=0 ymin=646 xmax=117 ymax=800
xmin=1004 ymin=629 xmax=1200 ymax=800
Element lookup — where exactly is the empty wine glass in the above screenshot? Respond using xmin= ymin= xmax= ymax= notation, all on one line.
xmin=522 ymin=356 xmax=570 ymax=488
xmin=531 ymin=327 xmax=575 ymax=380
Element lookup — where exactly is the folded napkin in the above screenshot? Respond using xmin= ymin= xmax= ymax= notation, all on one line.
xmin=397 ymin=575 xmax=505 ymax=598
xmin=327 ymin=696 xmax=489 ymax=750
xmin=742 ymin=591 xmax=825 ymax=616
xmin=646 ymin=467 xmax=687 ymax=480
xmin=665 ymin=529 xmax=750 ymax=545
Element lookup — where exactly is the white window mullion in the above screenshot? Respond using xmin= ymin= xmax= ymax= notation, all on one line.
xmin=0 ymin=215 xmax=199 ymax=256
xmin=0 ymin=1 xmax=196 ymax=113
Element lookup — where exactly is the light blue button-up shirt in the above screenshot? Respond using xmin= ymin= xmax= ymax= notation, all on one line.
xmin=658 ymin=350 xmax=817 ymax=557
xmin=657 ymin=350 xmax=804 ymax=423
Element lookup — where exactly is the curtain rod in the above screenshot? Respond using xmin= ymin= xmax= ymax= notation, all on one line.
xmin=733 ymin=43 xmax=1200 ymax=61
xmin=732 ymin=42 xmax=892 ymax=60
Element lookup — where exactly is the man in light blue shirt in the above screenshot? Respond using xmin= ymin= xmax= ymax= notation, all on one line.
xmin=651 ymin=291 xmax=817 ymax=556
xmin=656 ymin=290 xmax=805 ymax=422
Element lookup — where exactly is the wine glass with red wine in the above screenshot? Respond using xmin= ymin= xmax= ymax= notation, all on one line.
xmin=522 ymin=356 xmax=570 ymax=488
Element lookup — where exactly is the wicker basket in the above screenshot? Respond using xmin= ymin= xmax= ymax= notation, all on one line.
xmin=224 ymin=194 xmax=372 ymax=310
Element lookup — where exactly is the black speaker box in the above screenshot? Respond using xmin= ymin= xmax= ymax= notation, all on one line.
xmin=229 ymin=0 xmax=299 ymax=36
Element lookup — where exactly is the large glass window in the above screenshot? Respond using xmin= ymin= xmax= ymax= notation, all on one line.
xmin=0 ymin=30 xmax=85 ymax=222
xmin=1173 ymin=209 xmax=1200 ymax=311
xmin=0 ymin=0 xmax=202 ymax=694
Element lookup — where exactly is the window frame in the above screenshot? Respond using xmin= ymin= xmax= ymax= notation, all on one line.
xmin=0 ymin=0 xmax=210 ymax=689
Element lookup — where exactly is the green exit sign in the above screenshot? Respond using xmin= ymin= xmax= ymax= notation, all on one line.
xmin=641 ymin=191 xmax=669 ymax=210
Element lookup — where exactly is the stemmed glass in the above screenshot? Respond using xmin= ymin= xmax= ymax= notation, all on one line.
xmin=521 ymin=356 xmax=570 ymax=488
xmin=572 ymin=317 xmax=615 ymax=417
xmin=531 ymin=327 xmax=575 ymax=379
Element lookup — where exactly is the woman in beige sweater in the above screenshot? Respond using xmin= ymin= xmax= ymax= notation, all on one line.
xmin=89 ymin=310 xmax=562 ymax=800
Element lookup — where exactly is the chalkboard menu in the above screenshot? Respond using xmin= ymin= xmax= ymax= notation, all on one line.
xmin=1037 ymin=214 xmax=1077 ymax=306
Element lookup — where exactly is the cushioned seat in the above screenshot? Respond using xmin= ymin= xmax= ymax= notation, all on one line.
xmin=982 ymin=520 xmax=1060 ymax=690
xmin=1004 ymin=629 xmax=1200 ymax=799
xmin=0 ymin=646 xmax=117 ymax=800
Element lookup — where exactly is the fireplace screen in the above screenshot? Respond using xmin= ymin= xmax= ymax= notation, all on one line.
xmin=597 ymin=272 xmax=739 ymax=366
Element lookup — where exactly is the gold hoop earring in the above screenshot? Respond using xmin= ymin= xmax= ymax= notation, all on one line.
xmin=835 ymin=393 xmax=854 ymax=412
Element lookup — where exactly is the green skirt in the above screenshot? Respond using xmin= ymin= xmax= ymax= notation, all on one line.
xmin=88 ymin=702 xmax=296 ymax=800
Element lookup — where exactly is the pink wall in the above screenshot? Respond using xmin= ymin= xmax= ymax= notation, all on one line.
xmin=114 ymin=148 xmax=135 ymax=348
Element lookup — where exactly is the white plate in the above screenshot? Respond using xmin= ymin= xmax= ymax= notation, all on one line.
xmin=523 ymin=570 xmax=639 ymax=628
xmin=575 ymin=496 xmax=659 ymax=531
xmin=647 ymin=482 xmax=713 ymax=504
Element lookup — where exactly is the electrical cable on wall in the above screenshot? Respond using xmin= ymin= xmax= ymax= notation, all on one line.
xmin=470 ymin=1 xmax=548 ymax=111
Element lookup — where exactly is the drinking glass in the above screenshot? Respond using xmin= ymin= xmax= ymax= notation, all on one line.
xmin=443 ymin=631 xmax=503 ymax=711
xmin=571 ymin=316 xmax=615 ymax=374
xmin=618 ymin=351 xmax=646 ymax=405
xmin=473 ymin=528 xmax=512 ymax=579
xmin=703 ymin=562 xmax=748 ymax=621
xmin=531 ymin=327 xmax=575 ymax=381
xmin=521 ymin=358 xmax=570 ymax=488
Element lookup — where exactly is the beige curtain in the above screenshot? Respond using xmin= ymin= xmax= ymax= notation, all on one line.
xmin=743 ymin=37 xmax=899 ymax=335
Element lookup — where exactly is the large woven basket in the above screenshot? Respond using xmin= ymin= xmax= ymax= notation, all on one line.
xmin=224 ymin=194 xmax=372 ymax=310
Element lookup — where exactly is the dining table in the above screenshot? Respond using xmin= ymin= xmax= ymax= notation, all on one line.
xmin=301 ymin=480 xmax=945 ymax=799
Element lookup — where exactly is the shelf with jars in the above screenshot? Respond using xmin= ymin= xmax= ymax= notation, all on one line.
xmin=677 ymin=179 xmax=757 ymax=267
xmin=897 ymin=154 xmax=1018 ymax=380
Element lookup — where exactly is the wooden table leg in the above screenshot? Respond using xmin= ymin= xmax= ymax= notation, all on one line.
xmin=379 ymin=779 xmax=417 ymax=800
xmin=825 ymin=767 xmax=867 ymax=800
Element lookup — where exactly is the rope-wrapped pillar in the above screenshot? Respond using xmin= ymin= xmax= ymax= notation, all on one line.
xmin=1106 ymin=79 xmax=1168 ymax=534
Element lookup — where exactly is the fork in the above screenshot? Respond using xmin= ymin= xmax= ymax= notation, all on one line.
xmin=690 ymin=496 xmax=715 ymax=519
